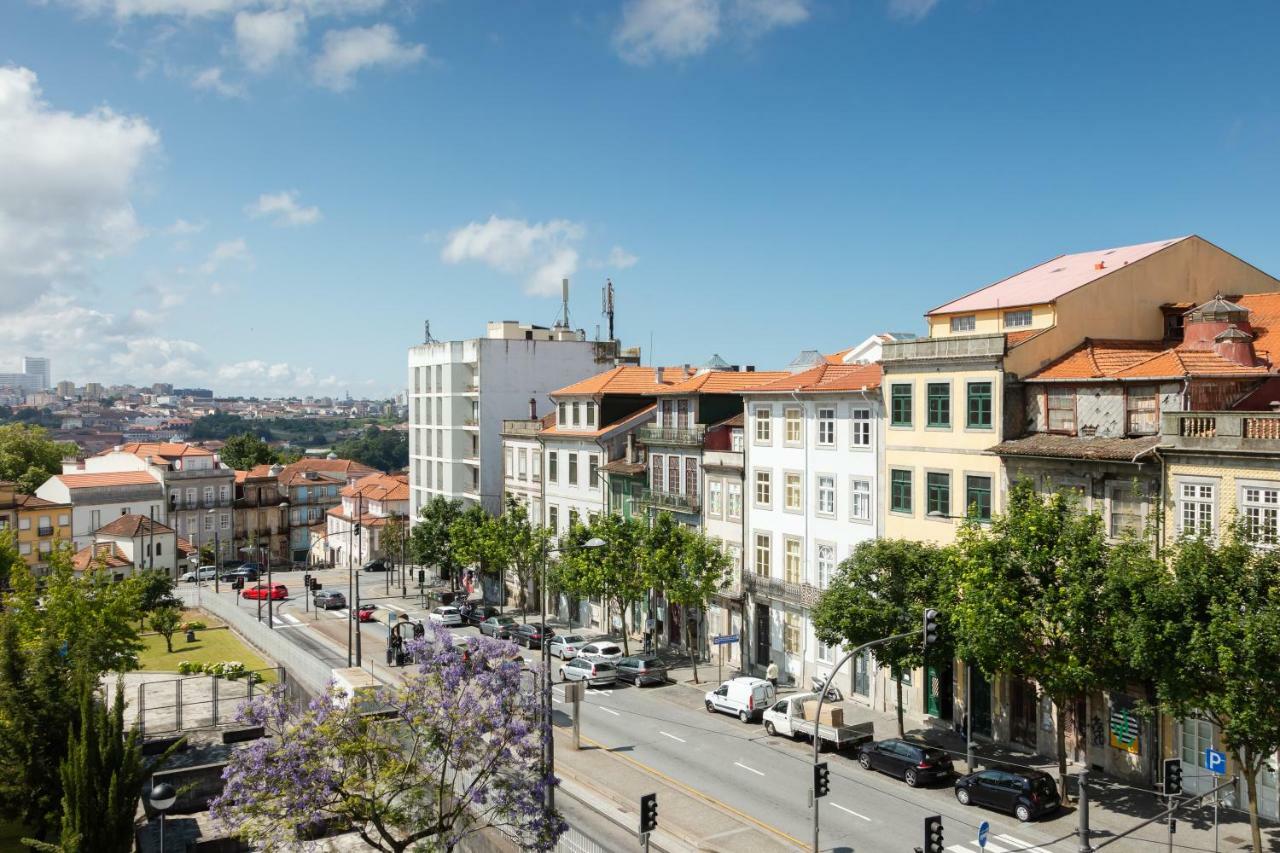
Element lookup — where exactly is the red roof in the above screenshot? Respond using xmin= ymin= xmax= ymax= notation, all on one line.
xmin=552 ymin=366 xmax=680 ymax=396
xmin=743 ymin=362 xmax=883 ymax=395
xmin=341 ymin=472 xmax=409 ymax=503
xmin=98 ymin=442 xmax=214 ymax=460
xmin=95 ymin=514 xmax=174 ymax=537
xmin=652 ymin=370 xmax=790 ymax=395
xmin=55 ymin=471 xmax=161 ymax=490
xmin=277 ymin=458 xmax=376 ymax=488
xmin=72 ymin=543 xmax=132 ymax=572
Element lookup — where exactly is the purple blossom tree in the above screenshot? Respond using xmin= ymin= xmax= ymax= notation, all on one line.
xmin=211 ymin=626 xmax=565 ymax=852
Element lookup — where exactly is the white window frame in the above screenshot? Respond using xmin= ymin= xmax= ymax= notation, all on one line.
xmin=707 ymin=479 xmax=723 ymax=518
xmin=1240 ymin=480 xmax=1280 ymax=545
xmin=1177 ymin=479 xmax=1216 ymax=537
xmin=850 ymin=407 xmax=871 ymax=448
xmin=817 ymin=407 xmax=836 ymax=447
xmin=783 ymin=471 xmax=803 ymax=513
xmin=1106 ymin=481 xmax=1146 ymax=539
xmin=815 ymin=540 xmax=836 ymax=589
xmin=950 ymin=315 xmax=976 ymax=332
xmin=784 ymin=407 xmax=803 ymax=446
xmin=850 ymin=477 xmax=872 ymax=522
xmin=1003 ymin=309 xmax=1033 ymax=328
xmin=783 ymin=536 xmax=802 ymax=584
xmin=753 ymin=406 xmax=772 ymax=444
xmin=753 ymin=531 xmax=771 ymax=577
xmin=727 ymin=482 xmax=743 ymax=520
xmin=816 ymin=474 xmax=836 ymax=517
xmin=754 ymin=470 xmax=772 ymax=508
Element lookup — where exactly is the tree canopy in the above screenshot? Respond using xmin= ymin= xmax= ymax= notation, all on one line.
xmin=0 ymin=423 xmax=78 ymax=494
xmin=332 ymin=426 xmax=408 ymax=473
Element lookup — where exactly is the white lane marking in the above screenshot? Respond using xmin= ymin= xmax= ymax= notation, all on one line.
xmin=598 ymin=706 xmax=620 ymax=716
xmin=276 ymin=622 xmax=307 ymax=630
xmin=659 ymin=731 xmax=686 ymax=743
xmin=980 ymin=842 xmax=1010 ymax=853
xmin=335 ymin=609 xmax=349 ymax=618
xmin=997 ymin=836 xmax=1051 ymax=853
xmin=734 ymin=761 xmax=765 ymax=777
xmin=283 ymin=613 xmax=301 ymax=624
xmin=830 ymin=803 xmax=870 ymax=821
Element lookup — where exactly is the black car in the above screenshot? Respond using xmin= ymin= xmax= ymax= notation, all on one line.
xmin=954 ymin=768 xmax=1060 ymax=822
xmin=460 ymin=602 xmax=500 ymax=626
xmin=615 ymin=656 xmax=668 ymax=686
xmin=219 ymin=566 xmax=260 ymax=582
xmin=856 ymin=739 xmax=955 ymax=787
xmin=362 ymin=559 xmax=388 ymax=572
xmin=510 ymin=623 xmax=555 ymax=648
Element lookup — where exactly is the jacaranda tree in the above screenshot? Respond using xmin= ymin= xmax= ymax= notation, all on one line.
xmin=212 ymin=626 xmax=565 ymax=852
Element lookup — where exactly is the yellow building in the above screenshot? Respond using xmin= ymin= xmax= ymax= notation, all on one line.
xmin=15 ymin=494 xmax=73 ymax=571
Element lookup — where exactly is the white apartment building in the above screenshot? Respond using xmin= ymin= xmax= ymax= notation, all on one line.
xmin=740 ymin=346 xmax=888 ymax=696
xmin=501 ymin=414 xmax=545 ymax=523
xmin=699 ymin=415 xmax=746 ymax=670
xmin=407 ymin=319 xmax=618 ymax=518
xmin=36 ymin=470 xmax=167 ymax=550
xmin=318 ymin=472 xmax=410 ymax=569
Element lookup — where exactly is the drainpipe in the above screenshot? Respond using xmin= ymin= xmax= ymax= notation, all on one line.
xmin=792 ymin=391 xmax=810 ymax=691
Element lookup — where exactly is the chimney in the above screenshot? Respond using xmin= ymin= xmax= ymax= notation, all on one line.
xmin=626 ymin=432 xmax=636 ymax=463
xmin=655 ymin=366 xmax=664 ymax=384
xmin=1094 ymin=260 xmax=1106 ymax=270
xmin=528 ymin=397 xmax=537 ymax=419
xmin=745 ymin=365 xmax=755 ymax=372
xmin=1213 ymin=324 xmax=1256 ymax=367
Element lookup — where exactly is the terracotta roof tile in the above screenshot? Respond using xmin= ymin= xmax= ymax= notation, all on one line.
xmin=56 ymin=471 xmax=162 ymax=490
xmin=340 ymin=472 xmax=410 ymax=503
xmin=72 ymin=542 xmax=132 ymax=572
xmin=278 ymin=458 xmax=376 ymax=488
xmin=99 ymin=442 xmax=214 ymax=459
xmin=16 ymin=494 xmax=65 ymax=509
xmin=95 ymin=514 xmax=174 ymax=537
xmin=541 ymin=404 xmax=656 ymax=438
xmin=743 ymin=363 xmax=883 ymax=395
xmin=552 ymin=366 xmax=680 ymax=396
xmin=990 ymin=433 xmax=1161 ymax=462
xmin=1029 ymin=340 xmax=1169 ymax=380
xmin=652 ymin=370 xmax=791 ymax=395
xmin=1005 ymin=328 xmax=1049 ymax=348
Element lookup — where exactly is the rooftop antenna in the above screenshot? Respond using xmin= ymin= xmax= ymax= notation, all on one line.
xmin=558 ymin=278 xmax=571 ymax=329
xmin=423 ymin=321 xmax=438 ymax=344
xmin=602 ymin=279 xmax=616 ymax=341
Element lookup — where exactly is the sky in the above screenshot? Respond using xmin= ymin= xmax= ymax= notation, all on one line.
xmin=2 ymin=0 xmax=1279 ymax=397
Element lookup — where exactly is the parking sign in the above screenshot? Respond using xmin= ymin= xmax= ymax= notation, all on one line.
xmin=1205 ymin=748 xmax=1227 ymax=776
xmin=978 ymin=821 xmax=989 ymax=849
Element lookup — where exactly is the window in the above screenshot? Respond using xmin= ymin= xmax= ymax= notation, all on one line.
xmin=58 ymin=513 xmax=69 ymax=526
xmin=155 ymin=542 xmax=163 ymax=556
xmin=1047 ymin=389 xmax=1075 ymax=433
xmin=727 ymin=482 xmax=743 ymax=520
xmin=203 ymin=514 xmax=214 ymax=531
xmin=850 ymin=408 xmax=871 ymax=447
xmin=754 ymin=407 xmax=772 ymax=443
xmin=1126 ymin=386 xmax=1159 ymax=435
xmin=18 ymin=517 xmax=29 ymax=530
xmin=850 ymin=478 xmax=871 ymax=521
xmin=784 ymin=408 xmax=803 ymax=445
xmin=926 ymin=472 xmax=951 ymax=517
xmin=754 ymin=470 xmax=772 ymax=507
xmin=677 ymin=399 xmax=690 ymax=430
xmin=815 ymin=637 xmax=836 ymax=664
xmin=1003 ymin=309 xmax=1033 ymax=328
xmin=668 ymin=457 xmax=679 ymax=494
xmin=950 ymin=315 xmax=976 ymax=332
xmin=784 ymin=472 xmax=802 ymax=511
xmin=19 ymin=542 xmax=30 ymax=555
xmin=685 ymin=458 xmax=699 ymax=503
xmin=1108 ymin=484 xmax=1145 ymax=538
xmin=532 ymin=451 xmax=541 ymax=483
xmin=817 ymin=407 xmax=836 ymax=446
xmin=784 ymin=537 xmax=802 ymax=583
xmin=548 ymin=505 xmax=559 ymax=533
xmin=754 ymin=533 xmax=771 ymax=576
xmin=571 ymin=402 xmax=580 ymax=427
xmin=548 ymin=451 xmax=558 ymax=483
xmin=185 ymin=487 xmax=196 ymax=506
xmin=568 ymin=453 xmax=579 ymax=486
xmin=965 ymin=475 xmax=992 ymax=521
xmin=816 ymin=542 xmax=836 ymax=589
xmin=1179 ymin=482 xmax=1215 ymax=536
xmin=926 ymin=383 xmax=951 ymax=428
xmin=890 ymin=384 xmax=913 ymax=427
xmin=708 ymin=480 xmax=723 ymax=517
xmin=731 ymin=429 xmax=744 ymax=452
xmin=651 ymin=454 xmax=664 ymax=492
xmin=220 ymin=513 xmax=230 ymax=530
xmin=219 ymin=485 xmax=230 ymax=503
xmin=586 ymin=402 xmax=596 ymax=427
xmin=568 ymin=508 xmax=579 ymax=528
xmin=966 ymin=381 xmax=993 ymax=429
xmin=558 ymin=402 xmax=567 ymax=426
xmin=38 ymin=540 xmax=51 ymax=554
xmin=1179 ymin=717 xmax=1214 ymax=769
xmin=1242 ymin=484 xmax=1280 ymax=544
xmin=783 ymin=612 xmax=801 ymax=654
xmin=890 ymin=469 xmax=913 ymax=514
xmin=505 ymin=447 xmax=514 ymax=478
xmin=518 ymin=449 xmax=528 ymax=481
xmin=203 ymin=486 xmax=215 ymax=505
xmin=816 ymin=475 xmax=836 ymax=517
xmin=588 ymin=455 xmax=600 ymax=488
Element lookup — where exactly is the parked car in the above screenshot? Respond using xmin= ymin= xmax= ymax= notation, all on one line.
xmin=511 ymin=623 xmax=555 ymax=648
xmin=577 ymin=642 xmax=623 ymax=664
xmin=559 ymin=657 xmax=617 ymax=687
xmin=704 ymin=676 xmax=775 ymax=723
xmin=357 ymin=603 xmax=379 ymax=622
xmin=314 ymin=590 xmax=347 ymax=610
xmin=615 ymin=656 xmax=668 ymax=687
xmin=243 ymin=583 xmax=288 ymax=601
xmin=762 ymin=692 xmax=876 ymax=750
xmin=182 ymin=566 xmax=218 ymax=583
xmin=459 ymin=602 xmax=499 ymax=626
xmin=362 ymin=559 xmax=388 ymax=572
xmin=547 ymin=633 xmax=587 ymax=660
xmin=954 ymin=768 xmax=1061 ymax=822
xmin=478 ymin=615 xmax=517 ymax=638
xmin=220 ymin=566 xmax=260 ymax=582
xmin=429 ymin=605 xmax=463 ymax=627
xmin=856 ymin=739 xmax=955 ymax=787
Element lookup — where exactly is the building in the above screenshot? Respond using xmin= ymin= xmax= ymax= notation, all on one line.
xmin=71 ymin=514 xmax=177 ymax=579
xmin=317 ymin=472 xmax=410 ymax=569
xmin=234 ymin=464 xmax=289 ymax=567
xmin=500 ymin=410 xmax=548 ymax=524
xmin=277 ymin=457 xmax=376 ymax=561
xmin=35 ymin=470 xmax=166 ymax=550
xmin=0 ymin=482 xmax=17 ymax=535
xmin=698 ymin=414 xmax=747 ymax=672
xmin=0 ymin=355 xmax=50 ymax=396
xmin=14 ymin=494 xmax=72 ymax=571
xmin=55 ymin=380 xmax=76 ymax=398
xmin=407 ymin=316 xmax=619 ymax=518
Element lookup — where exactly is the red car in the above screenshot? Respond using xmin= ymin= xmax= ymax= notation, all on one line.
xmin=242 ymin=583 xmax=288 ymax=601
xmin=357 ymin=604 xmax=379 ymax=622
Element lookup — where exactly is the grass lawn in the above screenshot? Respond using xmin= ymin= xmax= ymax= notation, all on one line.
xmin=138 ymin=627 xmax=277 ymax=682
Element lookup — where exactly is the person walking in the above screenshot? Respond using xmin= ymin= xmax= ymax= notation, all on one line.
xmin=766 ymin=659 xmax=779 ymax=691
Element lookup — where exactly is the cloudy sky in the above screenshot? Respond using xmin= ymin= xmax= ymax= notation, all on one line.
xmin=3 ymin=1 xmax=1279 ymax=396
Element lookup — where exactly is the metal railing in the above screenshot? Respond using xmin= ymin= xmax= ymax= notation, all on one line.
xmin=636 ymin=487 xmax=699 ymax=513
xmin=742 ymin=571 xmax=822 ymax=608
xmin=637 ymin=424 xmax=706 ymax=447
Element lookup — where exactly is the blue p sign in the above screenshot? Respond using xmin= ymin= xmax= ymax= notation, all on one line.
xmin=978 ymin=820 xmax=989 ymax=849
xmin=1206 ymin=748 xmax=1227 ymax=776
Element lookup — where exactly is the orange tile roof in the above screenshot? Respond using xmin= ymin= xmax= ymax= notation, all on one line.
xmin=541 ymin=404 xmax=656 ymax=438
xmin=743 ymin=362 xmax=883 ymax=395
xmin=1238 ymin=292 xmax=1280 ymax=362
xmin=1005 ymin=328 xmax=1049 ymax=348
xmin=56 ymin=471 xmax=162 ymax=490
xmin=552 ymin=366 xmax=681 ymax=396
xmin=1031 ymin=340 xmax=1168 ymax=380
xmin=278 ymin=458 xmax=376 ymax=488
xmin=95 ymin=514 xmax=174 ymax=537
xmin=652 ymin=370 xmax=790 ymax=395
xmin=72 ymin=542 xmax=132 ymax=572
xmin=341 ymin=472 xmax=410 ymax=502
xmin=99 ymin=442 xmax=214 ymax=459
xmin=824 ymin=347 xmax=854 ymax=365
xmin=16 ymin=494 xmax=66 ymax=510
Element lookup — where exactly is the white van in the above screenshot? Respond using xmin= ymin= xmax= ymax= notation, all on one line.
xmin=182 ymin=565 xmax=218 ymax=582
xmin=704 ymin=676 xmax=775 ymax=723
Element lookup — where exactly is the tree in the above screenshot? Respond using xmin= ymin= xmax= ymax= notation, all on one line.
xmin=332 ymin=426 xmax=408 ymax=472
xmin=410 ymin=497 xmax=463 ymax=589
xmin=450 ymin=506 xmax=510 ymax=606
xmin=1108 ymin=523 xmax=1280 ymax=852
xmin=0 ymin=527 xmax=21 ymax=592
xmin=497 ymin=498 xmax=551 ymax=619
xmin=812 ymin=538 xmax=948 ymax=737
xmin=643 ymin=515 xmax=730 ymax=684
xmin=554 ymin=515 xmax=648 ymax=654
xmin=212 ymin=626 xmax=565 ymax=852
xmin=949 ymin=481 xmax=1116 ymax=799
xmin=148 ymin=605 xmax=182 ymax=653
xmin=220 ymin=432 xmax=276 ymax=470
xmin=380 ymin=515 xmax=409 ymax=576
xmin=0 ymin=423 xmax=77 ymax=494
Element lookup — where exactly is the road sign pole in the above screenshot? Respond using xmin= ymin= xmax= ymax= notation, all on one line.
xmin=1077 ymin=771 xmax=1092 ymax=853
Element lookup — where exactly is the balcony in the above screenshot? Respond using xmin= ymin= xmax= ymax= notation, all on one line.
xmin=636 ymin=487 xmax=699 ymax=514
xmin=637 ymin=424 xmax=706 ymax=447
xmin=742 ymin=572 xmax=822 ymax=609
xmin=1163 ymin=411 xmax=1280 ymax=454
xmin=37 ymin=526 xmax=54 ymax=537
xmin=881 ymin=333 xmax=1005 ymax=363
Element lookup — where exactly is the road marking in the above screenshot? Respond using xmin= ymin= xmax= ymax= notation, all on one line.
xmin=597 ymin=706 xmax=620 ymax=716
xmin=733 ymin=761 xmax=765 ymax=777
xmin=283 ymin=613 xmax=301 ymax=625
xmin=830 ymin=803 xmax=870 ymax=821
xmin=997 ymin=835 xmax=1051 ymax=853
xmin=335 ymin=609 xmax=349 ymax=618
xmin=948 ymin=843 xmax=1010 ymax=853
xmin=658 ymin=731 xmax=686 ymax=743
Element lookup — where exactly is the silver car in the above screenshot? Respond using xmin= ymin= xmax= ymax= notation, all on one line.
xmin=577 ymin=642 xmax=623 ymax=664
xmin=559 ymin=657 xmax=617 ymax=687
xmin=548 ymin=633 xmax=587 ymax=660
xmin=429 ymin=605 xmax=462 ymax=627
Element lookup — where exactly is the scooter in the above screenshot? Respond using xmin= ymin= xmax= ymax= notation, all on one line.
xmin=811 ymin=674 xmax=843 ymax=703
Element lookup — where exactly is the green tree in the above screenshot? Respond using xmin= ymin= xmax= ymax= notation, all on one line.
xmin=450 ymin=506 xmax=510 ymax=606
xmin=219 ymin=432 xmax=276 ymax=470
xmin=410 ymin=497 xmax=463 ymax=589
xmin=380 ymin=515 xmax=409 ymax=575
xmin=332 ymin=426 xmax=408 ymax=472
xmin=812 ymin=538 xmax=948 ymax=737
xmin=949 ymin=481 xmax=1116 ymax=798
xmin=0 ymin=527 xmax=21 ymax=593
xmin=147 ymin=605 xmax=182 ymax=653
xmin=554 ymin=515 xmax=648 ymax=654
xmin=643 ymin=515 xmax=730 ymax=684
xmin=497 ymin=498 xmax=551 ymax=619
xmin=0 ymin=424 xmax=77 ymax=494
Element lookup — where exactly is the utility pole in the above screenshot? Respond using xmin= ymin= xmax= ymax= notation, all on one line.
xmin=1077 ymin=770 xmax=1092 ymax=853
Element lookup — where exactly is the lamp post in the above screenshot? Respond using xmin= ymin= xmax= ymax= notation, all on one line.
xmin=207 ymin=509 xmax=220 ymax=594
xmin=149 ymin=780 xmax=176 ymax=853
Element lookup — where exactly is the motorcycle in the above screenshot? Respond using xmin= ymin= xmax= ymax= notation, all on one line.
xmin=811 ymin=674 xmax=843 ymax=703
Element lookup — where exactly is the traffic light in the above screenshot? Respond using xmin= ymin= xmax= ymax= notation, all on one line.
xmin=813 ymin=762 xmax=830 ymax=798
xmin=1164 ymin=758 xmax=1182 ymax=797
xmin=924 ymin=815 xmax=944 ymax=853
xmin=418 ymin=569 xmax=426 ymax=585
xmin=640 ymin=793 xmax=658 ymax=834
xmin=923 ymin=609 xmax=940 ymax=648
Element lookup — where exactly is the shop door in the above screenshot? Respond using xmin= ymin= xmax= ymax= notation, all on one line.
xmin=853 ymin=649 xmax=872 ymax=699
xmin=754 ymin=603 xmax=771 ymax=669
xmin=971 ymin=670 xmax=993 ymax=738
xmin=1066 ymin=697 xmax=1088 ymax=764
xmin=926 ymin=663 xmax=953 ymax=719
xmin=1010 ymin=680 xmax=1038 ymax=748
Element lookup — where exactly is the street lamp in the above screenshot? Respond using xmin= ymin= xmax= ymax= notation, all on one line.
xmin=149 ymin=780 xmax=176 ymax=853
xmin=206 ymin=508 xmax=220 ymax=594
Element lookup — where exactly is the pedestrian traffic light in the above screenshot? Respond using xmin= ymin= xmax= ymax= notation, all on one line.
xmin=923 ymin=608 xmax=940 ymax=648
xmin=924 ymin=815 xmax=944 ymax=853
xmin=418 ymin=569 xmax=426 ymax=585
xmin=640 ymin=793 xmax=658 ymax=834
xmin=1164 ymin=758 xmax=1182 ymax=797
xmin=813 ymin=762 xmax=830 ymax=798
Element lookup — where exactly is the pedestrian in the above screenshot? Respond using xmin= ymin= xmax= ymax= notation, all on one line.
xmin=766 ymin=659 xmax=779 ymax=691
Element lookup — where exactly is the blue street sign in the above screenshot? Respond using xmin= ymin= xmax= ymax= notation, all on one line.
xmin=1206 ymin=748 xmax=1227 ymax=776
xmin=712 ymin=634 xmax=739 ymax=645
xmin=978 ymin=820 xmax=989 ymax=849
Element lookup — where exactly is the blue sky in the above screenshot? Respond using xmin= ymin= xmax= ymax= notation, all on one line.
xmin=2 ymin=0 xmax=1278 ymax=396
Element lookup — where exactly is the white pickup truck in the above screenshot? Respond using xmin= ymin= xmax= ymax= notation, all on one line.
xmin=762 ymin=692 xmax=875 ymax=751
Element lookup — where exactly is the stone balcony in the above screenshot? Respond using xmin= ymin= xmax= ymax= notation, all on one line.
xmin=1162 ymin=411 xmax=1280 ymax=454
xmin=637 ymin=424 xmax=706 ymax=447
xmin=742 ymin=571 xmax=822 ymax=609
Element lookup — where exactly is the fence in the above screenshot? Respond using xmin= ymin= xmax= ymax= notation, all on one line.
xmin=136 ymin=667 xmax=283 ymax=736
xmin=555 ymin=827 xmax=612 ymax=853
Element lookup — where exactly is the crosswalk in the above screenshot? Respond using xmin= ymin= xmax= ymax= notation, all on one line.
xmin=947 ymin=833 xmax=1053 ymax=853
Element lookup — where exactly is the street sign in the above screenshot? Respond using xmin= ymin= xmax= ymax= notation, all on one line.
xmin=1206 ymin=748 xmax=1227 ymax=776
xmin=977 ymin=821 xmax=989 ymax=850
xmin=712 ymin=634 xmax=739 ymax=645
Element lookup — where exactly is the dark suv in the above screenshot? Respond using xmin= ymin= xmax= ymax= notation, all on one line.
xmin=510 ymin=623 xmax=555 ymax=648
xmin=460 ymin=602 xmax=500 ymax=626
xmin=954 ymin=768 xmax=1060 ymax=822
xmin=856 ymin=739 xmax=954 ymax=787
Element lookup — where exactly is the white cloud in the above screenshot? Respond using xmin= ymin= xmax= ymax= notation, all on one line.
xmin=614 ymin=0 xmax=720 ymax=65
xmin=235 ymin=9 xmax=307 ymax=72
xmin=216 ymin=359 xmax=342 ymax=391
xmin=887 ymin=0 xmax=939 ymax=21
xmin=245 ymin=190 xmax=322 ymax=226
xmin=607 ymin=246 xmax=638 ymax=269
xmin=441 ymin=215 xmax=586 ymax=296
xmin=191 ymin=66 xmax=245 ymax=97
xmin=56 ymin=0 xmax=385 ymax=18
xmin=164 ymin=218 xmax=205 ymax=236
xmin=312 ymin=24 xmax=426 ymax=92
xmin=729 ymin=0 xmax=809 ymax=35
xmin=198 ymin=237 xmax=252 ymax=274
xmin=0 ymin=65 xmax=160 ymax=310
